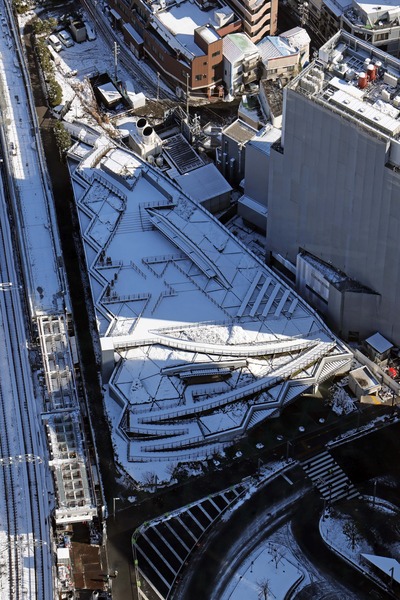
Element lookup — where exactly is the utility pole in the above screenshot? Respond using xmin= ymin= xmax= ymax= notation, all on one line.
xmin=186 ymin=72 xmax=190 ymax=119
xmin=114 ymin=42 xmax=120 ymax=82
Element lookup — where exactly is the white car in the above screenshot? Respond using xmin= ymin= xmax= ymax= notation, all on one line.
xmin=84 ymin=22 xmax=96 ymax=41
xmin=58 ymin=30 xmax=74 ymax=48
xmin=48 ymin=34 xmax=62 ymax=52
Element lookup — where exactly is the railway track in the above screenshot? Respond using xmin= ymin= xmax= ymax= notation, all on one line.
xmin=0 ymin=159 xmax=47 ymax=598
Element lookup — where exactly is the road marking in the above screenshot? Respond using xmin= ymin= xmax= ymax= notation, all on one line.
xmin=281 ymin=473 xmax=293 ymax=485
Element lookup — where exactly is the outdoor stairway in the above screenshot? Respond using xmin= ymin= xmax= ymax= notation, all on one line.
xmin=133 ymin=482 xmax=247 ymax=599
xmin=301 ymin=450 xmax=360 ymax=504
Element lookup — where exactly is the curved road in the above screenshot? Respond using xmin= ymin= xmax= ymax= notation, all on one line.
xmin=173 ymin=470 xmax=392 ymax=600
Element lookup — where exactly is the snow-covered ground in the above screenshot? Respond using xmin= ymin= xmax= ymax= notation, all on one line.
xmin=320 ymin=498 xmax=400 ymax=595
xmin=19 ymin=1 xmax=172 ymax=134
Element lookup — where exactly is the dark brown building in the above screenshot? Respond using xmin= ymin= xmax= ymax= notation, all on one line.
xmin=109 ymin=0 xmax=242 ymax=96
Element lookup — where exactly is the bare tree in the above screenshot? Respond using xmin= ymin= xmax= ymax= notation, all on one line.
xmin=271 ymin=544 xmax=285 ymax=569
xmin=142 ymin=471 xmax=157 ymax=489
xmin=343 ymin=520 xmax=361 ymax=551
xmin=257 ymin=578 xmax=271 ymax=600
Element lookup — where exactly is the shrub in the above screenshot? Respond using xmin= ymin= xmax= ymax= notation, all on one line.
xmin=54 ymin=121 xmax=72 ymax=155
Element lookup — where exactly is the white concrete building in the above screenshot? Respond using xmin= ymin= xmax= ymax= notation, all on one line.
xmin=281 ymin=26 xmax=311 ymax=67
xmin=67 ymin=133 xmax=352 ymax=483
xmin=223 ymin=33 xmax=260 ymax=96
xmin=341 ymin=0 xmax=400 ymax=56
xmin=257 ymin=35 xmax=300 ymax=83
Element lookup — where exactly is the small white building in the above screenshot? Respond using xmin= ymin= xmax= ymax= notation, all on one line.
xmin=281 ymin=26 xmax=311 ymax=67
xmin=348 ymin=365 xmax=381 ymax=400
xmin=257 ymin=35 xmax=299 ymax=83
xmin=223 ymin=33 xmax=260 ymax=96
xmin=364 ymin=332 xmax=394 ymax=364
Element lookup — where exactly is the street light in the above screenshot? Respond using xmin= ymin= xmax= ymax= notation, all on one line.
xmin=113 ymin=497 xmax=120 ymax=519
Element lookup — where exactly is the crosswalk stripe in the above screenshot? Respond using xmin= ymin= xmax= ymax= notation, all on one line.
xmin=301 ymin=451 xmax=360 ymax=503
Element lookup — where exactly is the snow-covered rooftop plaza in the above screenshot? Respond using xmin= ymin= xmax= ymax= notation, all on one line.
xmin=68 ymin=133 xmax=352 ymax=484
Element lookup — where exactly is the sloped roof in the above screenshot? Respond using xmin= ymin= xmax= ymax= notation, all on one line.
xmin=223 ymin=33 xmax=259 ymax=63
xmin=257 ymin=36 xmax=298 ymax=63
xmin=173 ymin=162 xmax=232 ymax=202
xmin=281 ymin=26 xmax=311 ymax=50
xmin=365 ymin=332 xmax=393 ymax=354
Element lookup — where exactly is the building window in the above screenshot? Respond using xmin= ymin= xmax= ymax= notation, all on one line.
xmin=212 ymin=50 xmax=220 ymax=58
xmin=375 ymin=32 xmax=389 ymax=41
xmin=195 ymin=74 xmax=203 ymax=81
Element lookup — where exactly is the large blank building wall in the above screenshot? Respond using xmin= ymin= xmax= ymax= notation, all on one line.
xmin=267 ymin=89 xmax=400 ymax=344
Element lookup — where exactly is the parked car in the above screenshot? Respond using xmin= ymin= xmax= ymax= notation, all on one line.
xmin=58 ymin=30 xmax=74 ymax=48
xmin=48 ymin=34 xmax=63 ymax=52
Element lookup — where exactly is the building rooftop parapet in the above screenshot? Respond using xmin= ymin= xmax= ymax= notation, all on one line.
xmin=299 ymin=250 xmax=377 ymax=293
xmin=288 ymin=32 xmax=400 ymax=154
xmin=149 ymin=0 xmax=233 ymax=59
xmin=343 ymin=0 xmax=400 ymax=30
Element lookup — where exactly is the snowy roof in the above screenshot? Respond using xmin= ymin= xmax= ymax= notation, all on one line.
xmin=248 ymin=124 xmax=281 ymax=155
xmin=257 ymin=36 xmax=298 ymax=63
xmin=122 ymin=22 xmax=144 ymax=45
xmin=110 ymin=8 xmax=122 ymax=21
xmin=361 ymin=554 xmax=400 ymax=583
xmin=198 ymin=25 xmax=219 ymax=44
xmin=281 ymin=26 xmax=311 ymax=49
xmin=96 ymin=81 xmax=123 ymax=105
xmin=223 ymin=33 xmax=259 ymax=64
xmin=222 ymin=118 xmax=258 ymax=143
xmin=173 ymin=162 xmax=232 ymax=202
xmin=365 ymin=332 xmax=393 ymax=354
xmin=239 ymin=194 xmax=268 ymax=214
xmin=155 ymin=1 xmax=222 ymax=58
xmin=293 ymin=32 xmax=400 ymax=142
xmin=57 ymin=548 xmax=70 ymax=560
xmin=354 ymin=0 xmax=400 ymax=17
xmin=68 ymin=135 xmax=351 ymax=477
